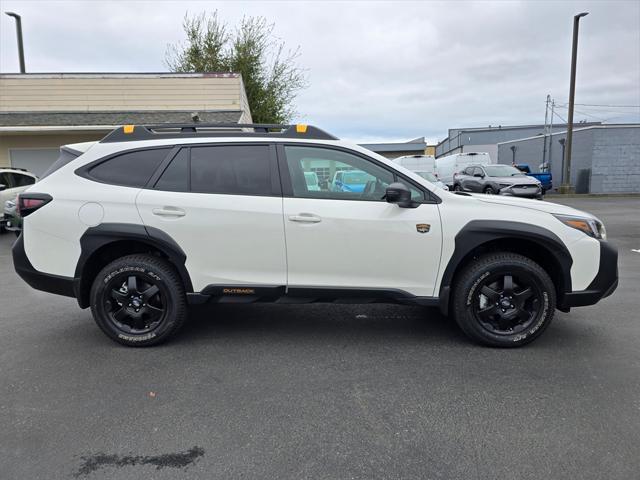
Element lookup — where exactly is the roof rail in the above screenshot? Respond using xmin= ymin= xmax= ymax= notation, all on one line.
xmin=99 ymin=123 xmax=338 ymax=143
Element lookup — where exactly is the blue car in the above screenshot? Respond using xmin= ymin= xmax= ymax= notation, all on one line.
xmin=330 ymin=170 xmax=374 ymax=193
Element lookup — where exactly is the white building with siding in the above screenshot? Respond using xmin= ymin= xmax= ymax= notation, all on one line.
xmin=0 ymin=73 xmax=252 ymax=176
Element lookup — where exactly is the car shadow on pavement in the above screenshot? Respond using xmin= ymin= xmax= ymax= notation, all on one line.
xmin=173 ymin=303 xmax=470 ymax=347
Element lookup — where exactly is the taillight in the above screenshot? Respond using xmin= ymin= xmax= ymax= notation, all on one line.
xmin=17 ymin=193 xmax=52 ymax=217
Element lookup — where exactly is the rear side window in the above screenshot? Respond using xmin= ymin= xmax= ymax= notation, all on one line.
xmin=190 ymin=145 xmax=271 ymax=195
xmin=88 ymin=148 xmax=170 ymax=187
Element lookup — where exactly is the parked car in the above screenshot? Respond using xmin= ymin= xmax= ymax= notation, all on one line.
xmin=330 ymin=170 xmax=373 ymax=193
xmin=12 ymin=123 xmax=617 ymax=348
xmin=393 ymin=155 xmax=436 ymax=174
xmin=414 ymin=171 xmax=449 ymax=190
xmin=0 ymin=168 xmax=37 ymax=207
xmin=435 ymin=152 xmax=492 ymax=187
xmin=453 ymin=164 xmax=543 ymax=199
xmin=515 ymin=164 xmax=553 ymax=193
xmin=2 ymin=196 xmax=21 ymax=236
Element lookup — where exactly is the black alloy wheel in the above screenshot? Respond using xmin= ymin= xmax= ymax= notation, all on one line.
xmin=472 ymin=272 xmax=540 ymax=336
xmin=106 ymin=274 xmax=165 ymax=335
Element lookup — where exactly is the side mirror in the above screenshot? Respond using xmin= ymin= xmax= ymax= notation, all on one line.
xmin=384 ymin=182 xmax=416 ymax=208
xmin=0 ymin=184 xmax=6 ymax=191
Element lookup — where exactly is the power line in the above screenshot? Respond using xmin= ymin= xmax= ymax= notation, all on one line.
xmin=558 ymin=103 xmax=640 ymax=108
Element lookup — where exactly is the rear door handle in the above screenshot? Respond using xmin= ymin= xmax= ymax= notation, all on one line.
xmin=288 ymin=213 xmax=322 ymax=223
xmin=152 ymin=207 xmax=186 ymax=217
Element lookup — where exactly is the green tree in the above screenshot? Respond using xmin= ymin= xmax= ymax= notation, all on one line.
xmin=166 ymin=12 xmax=307 ymax=124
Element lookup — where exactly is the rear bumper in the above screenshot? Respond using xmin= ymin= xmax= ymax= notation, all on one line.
xmin=12 ymin=233 xmax=76 ymax=298
xmin=560 ymin=240 xmax=618 ymax=308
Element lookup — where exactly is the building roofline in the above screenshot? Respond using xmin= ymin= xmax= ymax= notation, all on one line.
xmin=0 ymin=72 xmax=241 ymax=79
xmin=495 ymin=123 xmax=640 ymax=145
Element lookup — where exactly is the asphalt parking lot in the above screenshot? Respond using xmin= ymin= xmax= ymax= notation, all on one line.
xmin=1 ymin=196 xmax=639 ymax=479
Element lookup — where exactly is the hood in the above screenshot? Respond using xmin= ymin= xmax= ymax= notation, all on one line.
xmin=492 ymin=175 xmax=540 ymax=185
xmin=473 ymin=194 xmax=598 ymax=219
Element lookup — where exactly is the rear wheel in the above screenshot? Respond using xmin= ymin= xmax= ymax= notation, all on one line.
xmin=452 ymin=253 xmax=555 ymax=347
xmin=90 ymin=254 xmax=187 ymax=347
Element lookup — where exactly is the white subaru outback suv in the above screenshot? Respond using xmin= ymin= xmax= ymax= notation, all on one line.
xmin=12 ymin=124 xmax=618 ymax=347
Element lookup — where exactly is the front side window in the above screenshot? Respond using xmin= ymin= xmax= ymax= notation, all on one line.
xmin=190 ymin=145 xmax=271 ymax=195
xmin=88 ymin=148 xmax=170 ymax=187
xmin=0 ymin=172 xmax=12 ymax=188
xmin=284 ymin=146 xmax=395 ymax=201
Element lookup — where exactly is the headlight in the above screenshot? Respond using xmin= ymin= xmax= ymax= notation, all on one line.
xmin=553 ymin=215 xmax=607 ymax=240
xmin=499 ymin=183 xmax=511 ymax=188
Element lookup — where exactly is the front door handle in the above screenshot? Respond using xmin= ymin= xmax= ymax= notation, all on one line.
xmin=288 ymin=213 xmax=322 ymax=223
xmin=152 ymin=207 xmax=186 ymax=217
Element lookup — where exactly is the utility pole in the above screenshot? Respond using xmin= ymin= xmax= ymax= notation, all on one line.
xmin=4 ymin=12 xmax=26 ymax=73
xmin=542 ymin=94 xmax=551 ymax=166
xmin=548 ymin=99 xmax=555 ymax=173
xmin=560 ymin=12 xmax=589 ymax=194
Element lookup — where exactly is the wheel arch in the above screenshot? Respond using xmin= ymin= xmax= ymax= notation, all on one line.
xmin=74 ymin=223 xmax=193 ymax=308
xmin=438 ymin=220 xmax=572 ymax=315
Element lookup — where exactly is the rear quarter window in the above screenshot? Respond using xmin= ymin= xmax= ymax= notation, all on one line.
xmin=86 ymin=148 xmax=170 ymax=188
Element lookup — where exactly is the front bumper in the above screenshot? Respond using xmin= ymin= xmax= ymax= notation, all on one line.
xmin=499 ymin=187 xmax=543 ymax=198
xmin=560 ymin=240 xmax=618 ymax=308
xmin=12 ymin=233 xmax=76 ymax=298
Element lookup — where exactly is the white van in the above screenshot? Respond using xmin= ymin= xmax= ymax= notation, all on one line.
xmin=435 ymin=152 xmax=492 ymax=187
xmin=392 ymin=155 xmax=436 ymax=174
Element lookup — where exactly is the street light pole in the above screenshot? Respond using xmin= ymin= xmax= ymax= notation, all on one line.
xmin=560 ymin=11 xmax=588 ymax=194
xmin=4 ymin=12 xmax=26 ymax=73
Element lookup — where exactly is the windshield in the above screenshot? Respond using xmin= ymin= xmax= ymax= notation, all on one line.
xmin=343 ymin=171 xmax=373 ymax=184
xmin=484 ymin=165 xmax=525 ymax=177
xmin=416 ymin=171 xmax=438 ymax=182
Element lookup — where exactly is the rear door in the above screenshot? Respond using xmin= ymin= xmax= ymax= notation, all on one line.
xmin=279 ymin=144 xmax=442 ymax=297
xmin=136 ymin=143 xmax=287 ymax=292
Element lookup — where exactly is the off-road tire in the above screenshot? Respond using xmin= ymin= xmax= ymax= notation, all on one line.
xmin=452 ymin=253 xmax=556 ymax=347
xmin=90 ymin=254 xmax=187 ymax=347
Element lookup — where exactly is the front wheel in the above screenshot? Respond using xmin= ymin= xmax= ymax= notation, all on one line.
xmin=483 ymin=186 xmax=496 ymax=195
xmin=452 ymin=253 xmax=556 ymax=347
xmin=453 ymin=184 xmax=463 ymax=192
xmin=90 ymin=254 xmax=187 ymax=347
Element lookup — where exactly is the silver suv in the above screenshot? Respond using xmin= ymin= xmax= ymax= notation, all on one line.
xmin=453 ymin=164 xmax=542 ymax=198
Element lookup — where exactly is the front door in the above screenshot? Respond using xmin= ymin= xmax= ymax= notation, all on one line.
xmin=136 ymin=144 xmax=287 ymax=292
xmin=280 ymin=145 xmax=442 ymax=298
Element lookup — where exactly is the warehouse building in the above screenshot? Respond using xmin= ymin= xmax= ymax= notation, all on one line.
xmin=497 ymin=124 xmax=640 ymax=194
xmin=435 ymin=122 xmax=600 ymax=161
xmin=0 ymin=73 xmax=252 ymax=176
xmin=360 ymin=137 xmax=436 ymax=159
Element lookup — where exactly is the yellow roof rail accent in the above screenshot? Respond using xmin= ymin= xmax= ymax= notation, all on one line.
xmin=123 ymin=125 xmax=135 ymax=134
xmin=296 ymin=124 xmax=308 ymax=133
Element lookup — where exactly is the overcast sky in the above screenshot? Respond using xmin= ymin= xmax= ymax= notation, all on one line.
xmin=1 ymin=0 xmax=639 ymax=143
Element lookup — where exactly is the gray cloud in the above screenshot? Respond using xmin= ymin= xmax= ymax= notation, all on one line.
xmin=1 ymin=0 xmax=638 ymax=142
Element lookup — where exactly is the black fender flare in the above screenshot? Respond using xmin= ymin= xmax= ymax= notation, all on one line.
xmin=438 ymin=220 xmax=572 ymax=315
xmin=74 ymin=223 xmax=193 ymax=308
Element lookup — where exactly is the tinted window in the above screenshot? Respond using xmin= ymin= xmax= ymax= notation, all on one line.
xmin=155 ymin=149 xmax=189 ymax=192
xmin=0 ymin=172 xmax=11 ymax=188
xmin=89 ymin=148 xmax=170 ymax=187
xmin=11 ymin=173 xmax=36 ymax=187
xmin=190 ymin=145 xmax=271 ymax=195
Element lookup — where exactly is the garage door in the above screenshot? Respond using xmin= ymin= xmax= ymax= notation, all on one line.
xmin=10 ymin=148 xmax=60 ymax=178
